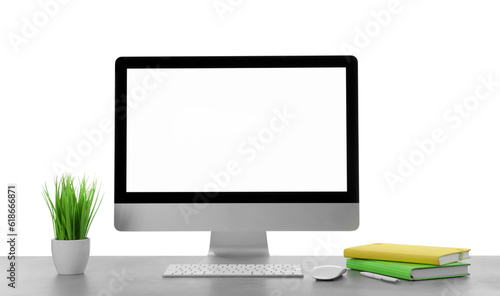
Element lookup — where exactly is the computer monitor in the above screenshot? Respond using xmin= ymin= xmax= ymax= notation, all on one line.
xmin=115 ymin=56 xmax=358 ymax=257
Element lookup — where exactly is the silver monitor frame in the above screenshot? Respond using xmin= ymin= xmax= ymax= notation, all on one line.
xmin=114 ymin=56 xmax=359 ymax=257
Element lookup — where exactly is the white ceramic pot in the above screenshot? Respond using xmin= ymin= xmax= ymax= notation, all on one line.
xmin=51 ymin=238 xmax=90 ymax=275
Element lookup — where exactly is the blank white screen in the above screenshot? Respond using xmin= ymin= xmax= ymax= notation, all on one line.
xmin=126 ymin=68 xmax=346 ymax=192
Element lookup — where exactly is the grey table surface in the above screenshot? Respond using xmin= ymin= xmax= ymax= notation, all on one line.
xmin=2 ymin=256 xmax=499 ymax=296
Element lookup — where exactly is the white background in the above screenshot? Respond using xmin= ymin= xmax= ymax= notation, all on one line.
xmin=127 ymin=68 xmax=346 ymax=192
xmin=1 ymin=0 xmax=499 ymax=256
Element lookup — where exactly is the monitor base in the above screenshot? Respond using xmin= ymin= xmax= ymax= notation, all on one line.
xmin=208 ymin=231 xmax=270 ymax=257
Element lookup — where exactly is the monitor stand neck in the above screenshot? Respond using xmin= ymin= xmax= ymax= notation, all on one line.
xmin=208 ymin=231 xmax=270 ymax=257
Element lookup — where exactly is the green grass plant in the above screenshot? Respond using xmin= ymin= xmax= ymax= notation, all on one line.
xmin=42 ymin=174 xmax=103 ymax=240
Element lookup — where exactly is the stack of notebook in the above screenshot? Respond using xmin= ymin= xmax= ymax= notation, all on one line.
xmin=344 ymin=243 xmax=471 ymax=281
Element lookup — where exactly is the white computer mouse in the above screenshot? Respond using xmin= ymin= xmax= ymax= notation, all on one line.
xmin=311 ymin=265 xmax=347 ymax=281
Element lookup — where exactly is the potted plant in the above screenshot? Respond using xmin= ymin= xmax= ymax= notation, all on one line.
xmin=42 ymin=174 xmax=103 ymax=275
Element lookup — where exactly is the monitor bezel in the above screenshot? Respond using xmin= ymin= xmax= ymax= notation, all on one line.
xmin=115 ymin=56 xmax=358 ymax=203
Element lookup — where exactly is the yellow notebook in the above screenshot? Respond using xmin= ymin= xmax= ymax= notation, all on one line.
xmin=344 ymin=243 xmax=471 ymax=265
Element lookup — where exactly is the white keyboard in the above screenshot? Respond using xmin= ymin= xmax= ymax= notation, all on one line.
xmin=163 ymin=264 xmax=303 ymax=278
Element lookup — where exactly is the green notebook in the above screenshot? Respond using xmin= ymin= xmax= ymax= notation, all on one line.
xmin=347 ymin=258 xmax=470 ymax=281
